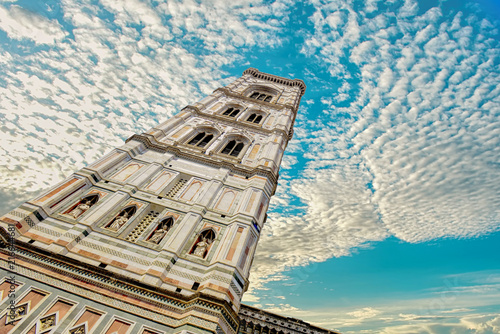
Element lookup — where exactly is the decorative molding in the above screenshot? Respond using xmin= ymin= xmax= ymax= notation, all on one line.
xmin=242 ymin=68 xmax=306 ymax=95
xmin=181 ymin=105 xmax=288 ymax=139
xmin=0 ymin=247 xmax=239 ymax=332
xmin=239 ymin=304 xmax=340 ymax=334
xmin=125 ymin=135 xmax=279 ymax=190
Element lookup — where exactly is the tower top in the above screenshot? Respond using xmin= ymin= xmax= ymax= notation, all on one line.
xmin=242 ymin=68 xmax=307 ymax=95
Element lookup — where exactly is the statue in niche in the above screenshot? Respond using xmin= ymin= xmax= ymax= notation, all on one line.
xmin=108 ymin=212 xmax=129 ymax=231
xmin=65 ymin=194 xmax=99 ymax=219
xmin=191 ymin=230 xmax=215 ymax=258
xmin=148 ymin=227 xmax=167 ymax=244
xmin=68 ymin=200 xmax=91 ymax=218
xmin=193 ymin=237 xmax=210 ymax=257
xmin=147 ymin=218 xmax=173 ymax=244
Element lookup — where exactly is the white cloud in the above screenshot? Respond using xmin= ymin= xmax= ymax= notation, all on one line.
xmin=0 ymin=5 xmax=67 ymax=44
xmin=0 ymin=0 xmax=290 ymax=216
xmin=244 ymin=0 xmax=500 ymax=302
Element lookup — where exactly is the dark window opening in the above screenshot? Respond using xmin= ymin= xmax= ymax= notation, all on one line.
xmin=246 ymin=113 xmax=263 ymax=124
xmin=192 ymin=282 xmax=200 ymax=290
xmin=175 ymin=287 xmax=182 ymax=293
xmin=221 ymin=140 xmax=244 ymax=157
xmin=223 ymin=107 xmax=240 ymax=117
xmin=249 ymin=91 xmax=273 ymax=103
xmin=188 ymin=132 xmax=214 ymax=148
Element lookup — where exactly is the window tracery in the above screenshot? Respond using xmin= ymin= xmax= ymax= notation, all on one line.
xmin=246 ymin=113 xmax=263 ymax=124
xmin=221 ymin=140 xmax=245 ymax=157
xmin=249 ymin=92 xmax=273 ymax=102
xmin=187 ymin=131 xmax=214 ymax=148
xmin=222 ymin=107 xmax=240 ymax=117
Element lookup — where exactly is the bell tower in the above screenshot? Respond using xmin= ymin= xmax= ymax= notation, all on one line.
xmin=0 ymin=69 xmax=306 ymax=334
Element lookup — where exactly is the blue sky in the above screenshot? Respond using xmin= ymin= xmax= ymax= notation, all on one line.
xmin=0 ymin=0 xmax=499 ymax=333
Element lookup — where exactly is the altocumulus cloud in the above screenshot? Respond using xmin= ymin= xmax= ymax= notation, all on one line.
xmin=247 ymin=0 xmax=500 ymax=298
xmin=0 ymin=0 xmax=499 ymax=311
xmin=0 ymin=0 xmax=289 ymax=211
xmin=0 ymin=5 xmax=67 ymax=44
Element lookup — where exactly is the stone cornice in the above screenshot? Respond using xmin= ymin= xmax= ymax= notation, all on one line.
xmin=215 ymin=87 xmax=298 ymax=114
xmin=182 ymin=105 xmax=290 ymax=140
xmin=0 ymin=239 xmax=239 ymax=332
xmin=239 ymin=304 xmax=341 ymax=334
xmin=126 ymin=134 xmax=279 ymax=192
xmin=242 ymin=68 xmax=306 ymax=96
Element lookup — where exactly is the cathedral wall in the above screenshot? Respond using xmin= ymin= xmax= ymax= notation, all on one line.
xmin=0 ymin=268 xmax=213 ymax=334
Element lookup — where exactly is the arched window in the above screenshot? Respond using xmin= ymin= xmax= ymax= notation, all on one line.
xmin=190 ymin=229 xmax=216 ymax=258
xmin=221 ymin=140 xmax=244 ymax=157
xmin=249 ymin=92 xmax=273 ymax=102
xmin=246 ymin=113 xmax=263 ymax=124
xmin=106 ymin=206 xmax=136 ymax=231
xmin=187 ymin=132 xmax=214 ymax=148
xmin=222 ymin=107 xmax=240 ymax=117
xmin=147 ymin=217 xmax=173 ymax=244
xmin=64 ymin=194 xmax=99 ymax=218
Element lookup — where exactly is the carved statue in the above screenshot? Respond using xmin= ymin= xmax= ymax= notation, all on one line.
xmin=70 ymin=326 xmax=86 ymax=334
xmin=14 ymin=305 xmax=26 ymax=318
xmin=193 ymin=236 xmax=211 ymax=257
xmin=148 ymin=228 xmax=167 ymax=244
xmin=40 ymin=315 xmax=55 ymax=329
xmin=68 ymin=200 xmax=91 ymax=218
xmin=108 ymin=212 xmax=129 ymax=231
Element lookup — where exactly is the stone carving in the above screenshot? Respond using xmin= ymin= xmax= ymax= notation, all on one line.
xmin=65 ymin=194 xmax=99 ymax=218
xmin=68 ymin=200 xmax=91 ymax=218
xmin=108 ymin=212 xmax=129 ymax=231
xmin=148 ymin=228 xmax=167 ymax=244
xmin=11 ymin=304 xmax=27 ymax=321
xmin=39 ymin=314 xmax=56 ymax=330
xmin=70 ymin=325 xmax=86 ymax=334
xmin=192 ymin=233 xmax=214 ymax=258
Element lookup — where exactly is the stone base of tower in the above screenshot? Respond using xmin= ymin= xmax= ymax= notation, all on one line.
xmin=0 ymin=246 xmax=239 ymax=334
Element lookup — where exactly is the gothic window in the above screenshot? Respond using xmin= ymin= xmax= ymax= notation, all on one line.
xmin=146 ymin=217 xmax=173 ymax=244
xmin=246 ymin=113 xmax=263 ymax=124
xmin=105 ymin=206 xmax=136 ymax=231
xmin=190 ymin=229 xmax=216 ymax=258
xmin=249 ymin=92 xmax=273 ymax=102
xmin=222 ymin=107 xmax=240 ymax=117
xmin=221 ymin=140 xmax=244 ymax=157
xmin=187 ymin=132 xmax=214 ymax=148
xmin=64 ymin=194 xmax=99 ymax=219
